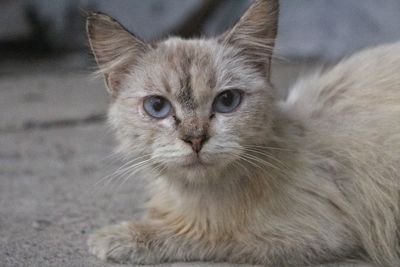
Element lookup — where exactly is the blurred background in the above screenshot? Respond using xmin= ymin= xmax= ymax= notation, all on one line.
xmin=1 ymin=1 xmax=400 ymax=266
xmin=3 ymin=0 xmax=400 ymax=75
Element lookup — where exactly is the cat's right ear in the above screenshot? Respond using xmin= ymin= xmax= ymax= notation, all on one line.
xmin=86 ymin=13 xmax=149 ymax=97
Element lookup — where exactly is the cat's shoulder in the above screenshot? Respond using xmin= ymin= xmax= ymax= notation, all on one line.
xmin=279 ymin=42 xmax=400 ymax=124
xmin=332 ymin=41 xmax=400 ymax=79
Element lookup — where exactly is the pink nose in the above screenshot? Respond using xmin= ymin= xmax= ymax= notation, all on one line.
xmin=182 ymin=135 xmax=208 ymax=153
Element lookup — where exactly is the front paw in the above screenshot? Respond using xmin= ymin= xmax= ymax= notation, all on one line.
xmin=88 ymin=222 xmax=156 ymax=264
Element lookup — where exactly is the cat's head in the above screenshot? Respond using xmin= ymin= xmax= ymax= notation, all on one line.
xmin=87 ymin=0 xmax=279 ymax=182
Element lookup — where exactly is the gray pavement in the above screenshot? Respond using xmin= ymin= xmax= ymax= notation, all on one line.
xmin=0 ymin=62 xmax=372 ymax=267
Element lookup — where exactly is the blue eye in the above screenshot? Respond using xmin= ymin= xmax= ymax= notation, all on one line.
xmin=143 ymin=96 xmax=172 ymax=119
xmin=213 ymin=90 xmax=242 ymax=113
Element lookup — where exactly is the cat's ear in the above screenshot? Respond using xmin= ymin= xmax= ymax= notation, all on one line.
xmin=86 ymin=12 xmax=149 ymax=97
xmin=219 ymin=0 xmax=279 ymax=75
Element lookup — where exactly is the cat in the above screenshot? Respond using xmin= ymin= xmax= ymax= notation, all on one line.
xmin=86 ymin=0 xmax=400 ymax=266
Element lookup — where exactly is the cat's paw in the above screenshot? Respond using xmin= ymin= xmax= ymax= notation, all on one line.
xmin=88 ymin=222 xmax=156 ymax=264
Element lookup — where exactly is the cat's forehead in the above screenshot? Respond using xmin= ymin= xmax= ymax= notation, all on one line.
xmin=144 ymin=38 xmax=224 ymax=108
xmin=155 ymin=38 xmax=221 ymax=83
xmin=158 ymin=38 xmax=219 ymax=62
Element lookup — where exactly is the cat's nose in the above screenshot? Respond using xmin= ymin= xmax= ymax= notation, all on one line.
xmin=181 ymin=134 xmax=208 ymax=153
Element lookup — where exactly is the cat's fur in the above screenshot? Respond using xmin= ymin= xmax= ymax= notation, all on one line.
xmin=86 ymin=0 xmax=400 ymax=266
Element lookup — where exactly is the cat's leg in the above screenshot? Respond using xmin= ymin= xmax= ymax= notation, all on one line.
xmin=88 ymin=219 xmax=354 ymax=265
xmin=88 ymin=221 xmax=157 ymax=264
xmin=88 ymin=220 xmax=229 ymax=264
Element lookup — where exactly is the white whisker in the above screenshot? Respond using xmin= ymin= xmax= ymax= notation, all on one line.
xmin=89 ymin=154 xmax=153 ymax=194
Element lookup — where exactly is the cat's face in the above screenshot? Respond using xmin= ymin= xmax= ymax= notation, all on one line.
xmin=108 ymin=38 xmax=275 ymax=179
xmin=87 ymin=0 xmax=279 ymax=181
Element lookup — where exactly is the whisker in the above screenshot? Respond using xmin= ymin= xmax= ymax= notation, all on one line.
xmin=225 ymin=150 xmax=266 ymax=172
xmin=241 ymin=153 xmax=278 ymax=170
xmin=115 ymin=159 xmax=167 ymax=190
xmin=241 ymin=148 xmax=288 ymax=169
xmin=114 ymin=160 xmax=156 ymax=190
xmin=101 ymin=151 xmax=123 ymax=163
xmin=109 ymin=158 xmax=155 ymax=190
xmin=244 ymin=144 xmax=294 ymax=152
xmin=108 ymin=155 xmax=152 ymax=179
xmin=90 ymin=154 xmax=153 ymax=194
xmin=215 ymin=145 xmax=287 ymax=178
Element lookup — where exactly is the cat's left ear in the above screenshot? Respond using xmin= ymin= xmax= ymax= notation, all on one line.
xmin=219 ymin=0 xmax=279 ymax=75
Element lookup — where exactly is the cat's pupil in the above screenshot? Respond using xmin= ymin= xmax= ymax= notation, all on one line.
xmin=221 ymin=92 xmax=233 ymax=106
xmin=153 ymin=98 xmax=164 ymax=111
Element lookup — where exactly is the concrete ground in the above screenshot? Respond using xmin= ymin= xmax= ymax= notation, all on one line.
xmin=0 ymin=57 xmax=372 ymax=267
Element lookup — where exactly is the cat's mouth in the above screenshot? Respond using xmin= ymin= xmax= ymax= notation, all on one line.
xmin=180 ymin=154 xmax=213 ymax=169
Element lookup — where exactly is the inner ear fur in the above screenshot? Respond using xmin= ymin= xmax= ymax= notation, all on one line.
xmin=86 ymin=12 xmax=149 ymax=97
xmin=219 ymin=0 xmax=279 ymax=75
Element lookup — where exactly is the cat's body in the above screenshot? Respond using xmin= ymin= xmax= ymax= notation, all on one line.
xmin=87 ymin=1 xmax=400 ymax=266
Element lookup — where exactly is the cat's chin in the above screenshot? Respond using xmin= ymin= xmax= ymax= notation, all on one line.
xmin=161 ymin=152 xmax=237 ymax=182
xmin=179 ymin=156 xmax=214 ymax=169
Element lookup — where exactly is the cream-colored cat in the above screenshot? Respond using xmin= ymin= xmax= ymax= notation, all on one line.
xmin=86 ymin=0 xmax=400 ymax=266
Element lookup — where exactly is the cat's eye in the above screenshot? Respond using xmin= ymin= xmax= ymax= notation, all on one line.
xmin=213 ymin=89 xmax=242 ymax=113
xmin=143 ymin=96 xmax=172 ymax=119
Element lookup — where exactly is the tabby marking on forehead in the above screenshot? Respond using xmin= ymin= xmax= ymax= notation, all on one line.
xmin=161 ymin=41 xmax=218 ymax=110
xmin=177 ymin=77 xmax=196 ymax=110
